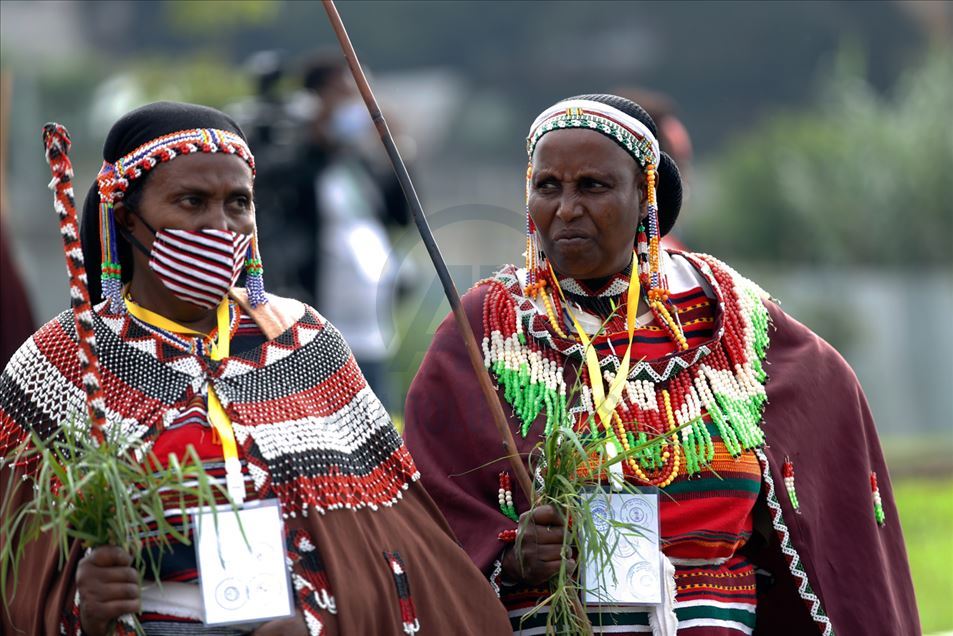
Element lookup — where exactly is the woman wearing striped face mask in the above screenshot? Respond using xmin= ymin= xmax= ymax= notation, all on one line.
xmin=0 ymin=101 xmax=510 ymax=636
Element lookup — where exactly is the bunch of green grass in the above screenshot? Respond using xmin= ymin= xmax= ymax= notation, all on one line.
xmin=519 ymin=419 xmax=691 ymax=636
xmin=1 ymin=418 xmax=228 ymax=634
xmin=510 ymin=306 xmax=696 ymax=633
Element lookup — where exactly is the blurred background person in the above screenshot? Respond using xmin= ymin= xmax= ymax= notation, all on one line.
xmin=245 ymin=53 xmax=411 ymax=410
xmin=0 ymin=220 xmax=35 ymax=368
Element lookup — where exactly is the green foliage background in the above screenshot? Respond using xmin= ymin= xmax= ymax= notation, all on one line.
xmin=895 ymin=478 xmax=953 ymax=633
xmin=689 ymin=46 xmax=953 ymax=267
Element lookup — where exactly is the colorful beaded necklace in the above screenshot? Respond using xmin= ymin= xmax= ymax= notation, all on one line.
xmin=480 ymin=252 xmax=771 ymax=485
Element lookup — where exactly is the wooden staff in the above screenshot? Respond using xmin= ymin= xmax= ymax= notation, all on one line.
xmin=42 ymin=124 xmax=107 ymax=442
xmin=320 ymin=0 xmax=534 ymax=503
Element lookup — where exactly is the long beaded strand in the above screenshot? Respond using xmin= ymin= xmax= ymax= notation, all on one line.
xmin=539 ymin=281 xmax=569 ymax=339
xmin=642 ymin=163 xmax=688 ymax=350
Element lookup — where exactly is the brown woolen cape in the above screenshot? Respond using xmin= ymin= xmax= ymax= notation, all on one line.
xmin=403 ymin=283 xmax=921 ymax=635
xmin=0 ymin=291 xmax=511 ymax=636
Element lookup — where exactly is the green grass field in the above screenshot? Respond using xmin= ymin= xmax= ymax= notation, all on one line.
xmin=895 ymin=477 xmax=953 ymax=633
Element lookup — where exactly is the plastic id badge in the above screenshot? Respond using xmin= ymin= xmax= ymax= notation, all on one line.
xmin=193 ymin=498 xmax=294 ymax=626
xmin=580 ymin=487 xmax=663 ymax=606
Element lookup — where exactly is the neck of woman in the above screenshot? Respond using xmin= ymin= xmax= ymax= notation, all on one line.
xmin=558 ymin=259 xmax=635 ymax=319
xmin=127 ymin=274 xmax=219 ymax=334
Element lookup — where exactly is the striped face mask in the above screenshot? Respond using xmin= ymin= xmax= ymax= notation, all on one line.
xmin=146 ymin=228 xmax=251 ymax=309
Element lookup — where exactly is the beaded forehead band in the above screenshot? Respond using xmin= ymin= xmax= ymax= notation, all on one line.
xmin=526 ymin=99 xmax=661 ymax=168
xmin=96 ymin=128 xmax=265 ymax=312
xmin=97 ymin=128 xmax=255 ymax=204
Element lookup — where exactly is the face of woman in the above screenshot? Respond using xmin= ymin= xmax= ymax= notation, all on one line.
xmin=529 ymin=128 xmax=645 ymax=280
xmin=116 ymin=152 xmax=255 ymax=320
xmin=122 ymin=152 xmax=255 ymax=239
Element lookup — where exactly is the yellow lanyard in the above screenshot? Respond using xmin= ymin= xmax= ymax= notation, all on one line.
xmin=550 ymin=261 xmax=640 ymax=487
xmin=550 ymin=260 xmax=640 ymax=432
xmin=124 ymin=296 xmax=246 ymax=504
xmin=124 ymin=295 xmax=231 ymax=359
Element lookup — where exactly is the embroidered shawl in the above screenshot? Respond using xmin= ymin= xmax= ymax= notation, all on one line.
xmin=0 ymin=291 xmax=511 ymax=636
xmin=403 ymin=254 xmax=920 ymax=635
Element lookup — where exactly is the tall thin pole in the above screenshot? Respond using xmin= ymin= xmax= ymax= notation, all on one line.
xmin=320 ymin=0 xmax=534 ymax=503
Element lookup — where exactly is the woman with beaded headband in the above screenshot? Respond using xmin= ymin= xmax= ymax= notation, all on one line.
xmin=404 ymin=94 xmax=919 ymax=634
xmin=0 ymin=101 xmax=510 ymax=635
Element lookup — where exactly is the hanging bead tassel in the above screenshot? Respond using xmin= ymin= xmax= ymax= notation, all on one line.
xmin=636 ymin=223 xmax=650 ymax=281
xmin=871 ymin=472 xmax=886 ymax=526
xmin=782 ymin=457 xmax=800 ymax=512
xmin=642 ymin=164 xmax=687 ymax=351
xmin=244 ymin=237 xmax=267 ymax=307
xmin=98 ymin=197 xmax=126 ymax=314
xmin=383 ymin=552 xmax=420 ymax=635
xmin=498 ymin=471 xmax=519 ymax=521
xmin=101 ymin=262 xmax=124 ymax=313
xmin=523 ymin=162 xmax=550 ymax=298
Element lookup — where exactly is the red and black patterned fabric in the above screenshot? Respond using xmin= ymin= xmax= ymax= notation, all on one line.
xmin=0 ymin=293 xmax=512 ymax=636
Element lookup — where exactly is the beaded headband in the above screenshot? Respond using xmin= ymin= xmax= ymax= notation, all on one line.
xmin=97 ymin=128 xmax=255 ymax=204
xmin=526 ymin=99 xmax=661 ymax=168
xmin=96 ymin=128 xmax=265 ymax=312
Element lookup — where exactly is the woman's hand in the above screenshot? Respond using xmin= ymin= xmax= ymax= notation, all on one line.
xmin=501 ymin=504 xmax=576 ymax=586
xmin=76 ymin=546 xmax=140 ymax=636
xmin=252 ymin=611 xmax=308 ymax=635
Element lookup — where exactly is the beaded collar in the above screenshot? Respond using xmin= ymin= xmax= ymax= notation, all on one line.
xmin=86 ymin=299 xmax=417 ymax=516
xmin=489 ymin=253 xmax=748 ymax=383
xmin=556 ymin=262 xmax=633 ymax=321
xmin=558 ymin=267 xmax=632 ymax=299
xmin=479 ymin=251 xmax=772 ymax=482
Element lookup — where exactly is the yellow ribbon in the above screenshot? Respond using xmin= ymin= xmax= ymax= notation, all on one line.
xmin=549 ymin=258 xmax=641 ymax=489
xmin=124 ymin=295 xmax=245 ymax=503
xmin=549 ymin=259 xmax=640 ymax=432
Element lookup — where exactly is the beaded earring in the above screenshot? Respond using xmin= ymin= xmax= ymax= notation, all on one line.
xmin=523 ymin=162 xmax=548 ymax=298
xmin=244 ymin=231 xmax=267 ymax=307
xmin=99 ymin=196 xmax=125 ymax=314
